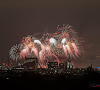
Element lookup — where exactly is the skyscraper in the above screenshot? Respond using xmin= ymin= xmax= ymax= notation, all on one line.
xmin=67 ymin=60 xmax=73 ymax=69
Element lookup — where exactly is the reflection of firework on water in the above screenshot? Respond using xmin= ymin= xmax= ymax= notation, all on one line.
xmin=9 ymin=44 xmax=24 ymax=61
xmin=9 ymin=24 xmax=83 ymax=68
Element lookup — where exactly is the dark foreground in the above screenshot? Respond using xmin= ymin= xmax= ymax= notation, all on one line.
xmin=0 ymin=70 xmax=100 ymax=89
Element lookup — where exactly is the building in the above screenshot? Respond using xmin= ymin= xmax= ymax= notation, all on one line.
xmin=22 ymin=58 xmax=38 ymax=70
xmin=67 ymin=61 xmax=73 ymax=69
xmin=48 ymin=62 xmax=58 ymax=69
xmin=98 ymin=67 xmax=100 ymax=71
xmin=59 ymin=63 xmax=64 ymax=69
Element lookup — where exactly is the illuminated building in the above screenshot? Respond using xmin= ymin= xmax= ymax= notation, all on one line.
xmin=59 ymin=63 xmax=64 ymax=69
xmin=67 ymin=60 xmax=73 ymax=69
xmin=22 ymin=58 xmax=38 ymax=69
xmin=48 ymin=62 xmax=58 ymax=69
xmin=98 ymin=67 xmax=100 ymax=71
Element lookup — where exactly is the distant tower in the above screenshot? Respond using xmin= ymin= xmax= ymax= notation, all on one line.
xmin=1 ymin=57 xmax=3 ymax=70
xmin=8 ymin=56 xmax=10 ymax=69
xmin=67 ymin=60 xmax=73 ymax=69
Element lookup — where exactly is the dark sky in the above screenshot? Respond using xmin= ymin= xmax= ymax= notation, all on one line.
xmin=0 ymin=0 xmax=100 ymax=68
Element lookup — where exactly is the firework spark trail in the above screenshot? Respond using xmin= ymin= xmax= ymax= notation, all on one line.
xmin=34 ymin=40 xmax=42 ymax=45
xmin=71 ymin=43 xmax=79 ymax=57
xmin=20 ymin=46 xmax=29 ymax=59
xmin=9 ymin=24 xmax=82 ymax=68
xmin=49 ymin=37 xmax=57 ymax=46
xmin=63 ymin=45 xmax=67 ymax=56
xmin=9 ymin=44 xmax=24 ymax=61
xmin=31 ymin=47 xmax=38 ymax=57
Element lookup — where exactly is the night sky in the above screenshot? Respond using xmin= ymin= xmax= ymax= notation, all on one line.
xmin=0 ymin=0 xmax=100 ymax=68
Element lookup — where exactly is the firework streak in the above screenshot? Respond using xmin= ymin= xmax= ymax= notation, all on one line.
xmin=9 ymin=25 xmax=82 ymax=68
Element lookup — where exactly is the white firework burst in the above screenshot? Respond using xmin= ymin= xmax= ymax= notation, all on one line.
xmin=9 ymin=44 xmax=24 ymax=61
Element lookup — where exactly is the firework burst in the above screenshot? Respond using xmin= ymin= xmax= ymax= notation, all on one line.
xmin=9 ymin=44 xmax=24 ymax=61
xmin=9 ymin=24 xmax=83 ymax=68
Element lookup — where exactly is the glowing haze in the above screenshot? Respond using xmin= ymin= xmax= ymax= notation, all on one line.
xmin=9 ymin=24 xmax=83 ymax=68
